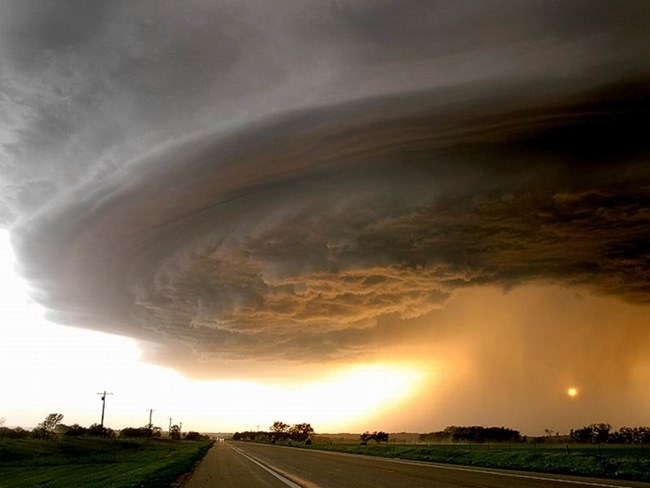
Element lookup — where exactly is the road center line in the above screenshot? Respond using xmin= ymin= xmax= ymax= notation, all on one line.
xmin=229 ymin=445 xmax=304 ymax=488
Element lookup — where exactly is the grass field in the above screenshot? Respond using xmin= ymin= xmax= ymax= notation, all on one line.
xmin=0 ymin=437 xmax=212 ymax=488
xmin=302 ymin=442 xmax=650 ymax=482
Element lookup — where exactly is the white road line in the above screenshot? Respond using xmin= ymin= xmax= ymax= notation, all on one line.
xmin=230 ymin=445 xmax=303 ymax=488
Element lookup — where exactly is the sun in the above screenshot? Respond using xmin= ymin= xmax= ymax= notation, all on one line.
xmin=567 ymin=386 xmax=578 ymax=398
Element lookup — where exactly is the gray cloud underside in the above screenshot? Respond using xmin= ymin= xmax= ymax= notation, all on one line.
xmin=2 ymin=1 xmax=649 ymax=366
xmin=12 ymin=77 xmax=650 ymax=362
xmin=2 ymin=0 xmax=649 ymax=223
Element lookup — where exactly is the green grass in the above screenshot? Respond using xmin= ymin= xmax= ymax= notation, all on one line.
xmin=0 ymin=437 xmax=212 ymax=488
xmin=302 ymin=442 xmax=650 ymax=482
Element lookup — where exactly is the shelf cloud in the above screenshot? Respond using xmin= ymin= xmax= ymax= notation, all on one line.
xmin=2 ymin=1 xmax=648 ymax=371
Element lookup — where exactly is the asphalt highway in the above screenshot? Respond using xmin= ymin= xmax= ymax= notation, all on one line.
xmin=183 ymin=442 xmax=650 ymax=488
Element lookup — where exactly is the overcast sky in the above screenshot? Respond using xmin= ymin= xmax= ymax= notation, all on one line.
xmin=1 ymin=1 xmax=649 ymax=433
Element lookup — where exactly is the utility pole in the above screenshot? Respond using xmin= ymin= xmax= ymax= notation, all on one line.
xmin=96 ymin=390 xmax=113 ymax=434
xmin=179 ymin=421 xmax=182 ymax=438
xmin=169 ymin=417 xmax=172 ymax=438
xmin=146 ymin=409 xmax=156 ymax=430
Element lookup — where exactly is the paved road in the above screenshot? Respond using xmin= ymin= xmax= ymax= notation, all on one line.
xmin=184 ymin=442 xmax=650 ymax=488
xmin=183 ymin=442 xmax=290 ymax=488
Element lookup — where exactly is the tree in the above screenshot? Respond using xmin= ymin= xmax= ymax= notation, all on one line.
xmin=185 ymin=431 xmax=208 ymax=441
xmin=570 ymin=423 xmax=611 ymax=444
xmin=375 ymin=431 xmax=389 ymax=442
xmin=232 ymin=430 xmax=271 ymax=442
xmin=270 ymin=421 xmax=290 ymax=442
xmin=0 ymin=426 xmax=29 ymax=440
xmin=120 ymin=426 xmax=153 ymax=438
xmin=170 ymin=424 xmax=181 ymax=440
xmin=37 ymin=413 xmax=63 ymax=440
xmin=87 ymin=423 xmax=115 ymax=438
xmin=290 ymin=423 xmax=314 ymax=442
xmin=360 ymin=431 xmax=389 ymax=444
xmin=63 ymin=424 xmax=88 ymax=437
xmin=592 ymin=423 xmax=611 ymax=444
xmin=87 ymin=423 xmax=104 ymax=437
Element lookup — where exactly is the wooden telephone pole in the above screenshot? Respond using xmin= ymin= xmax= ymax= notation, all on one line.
xmin=96 ymin=390 xmax=113 ymax=433
xmin=147 ymin=408 xmax=156 ymax=430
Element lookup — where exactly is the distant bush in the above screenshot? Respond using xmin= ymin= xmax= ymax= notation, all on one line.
xmin=419 ymin=426 xmax=521 ymax=443
xmin=86 ymin=423 xmax=115 ymax=438
xmin=184 ymin=431 xmax=209 ymax=441
xmin=232 ymin=431 xmax=271 ymax=442
xmin=0 ymin=427 xmax=30 ymax=440
xmin=360 ymin=431 xmax=389 ymax=445
xmin=62 ymin=424 xmax=88 ymax=437
xmin=119 ymin=427 xmax=153 ymax=439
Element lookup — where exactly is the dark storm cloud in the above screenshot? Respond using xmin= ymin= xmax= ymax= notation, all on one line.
xmin=1 ymin=1 xmax=649 ymax=366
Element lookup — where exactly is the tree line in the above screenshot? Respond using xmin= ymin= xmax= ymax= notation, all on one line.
xmin=419 ymin=426 xmax=522 ymax=443
xmin=232 ymin=421 xmax=314 ymax=444
xmin=569 ymin=424 xmax=650 ymax=444
xmin=0 ymin=413 xmax=209 ymax=441
xmin=418 ymin=424 xmax=650 ymax=444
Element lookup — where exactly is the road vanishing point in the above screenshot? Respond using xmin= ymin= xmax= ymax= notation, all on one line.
xmin=183 ymin=442 xmax=650 ymax=488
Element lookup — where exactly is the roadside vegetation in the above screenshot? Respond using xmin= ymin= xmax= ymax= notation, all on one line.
xmin=0 ymin=437 xmax=212 ymax=488
xmin=0 ymin=414 xmax=212 ymax=487
xmin=304 ymin=441 xmax=650 ymax=482
xmin=302 ymin=424 xmax=650 ymax=483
